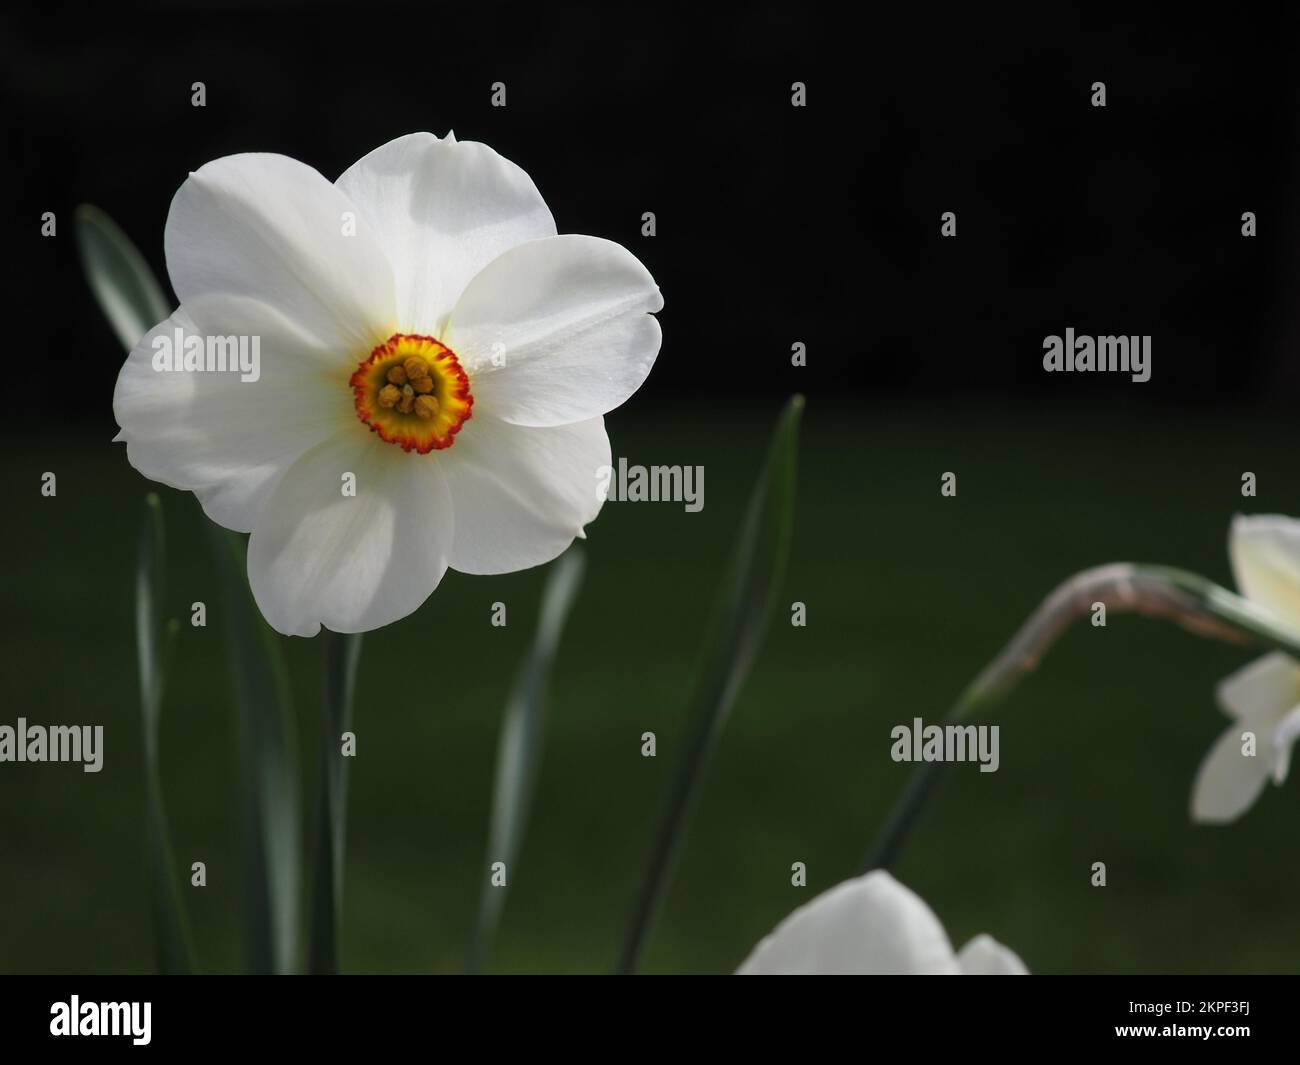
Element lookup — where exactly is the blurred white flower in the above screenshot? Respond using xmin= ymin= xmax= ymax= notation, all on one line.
xmin=736 ymin=870 xmax=1027 ymax=975
xmin=114 ymin=132 xmax=662 ymax=636
xmin=1192 ymin=515 xmax=1300 ymax=823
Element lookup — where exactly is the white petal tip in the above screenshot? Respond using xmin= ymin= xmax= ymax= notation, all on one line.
xmin=1190 ymin=795 xmax=1242 ymax=826
xmin=956 ymin=934 xmax=1029 ymax=975
xmin=734 ymin=871 xmax=968 ymax=975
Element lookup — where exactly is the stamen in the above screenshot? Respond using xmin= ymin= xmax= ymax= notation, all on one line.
xmin=351 ymin=334 xmax=473 ymax=453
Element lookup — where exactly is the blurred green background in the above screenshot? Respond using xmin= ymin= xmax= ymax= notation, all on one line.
xmin=3 ymin=399 xmax=1298 ymax=974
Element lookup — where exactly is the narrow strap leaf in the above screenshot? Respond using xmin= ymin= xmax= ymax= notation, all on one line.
xmin=75 ymin=204 xmax=171 ymax=350
xmin=617 ymin=395 xmax=804 ymax=973
xmin=468 ymin=548 xmax=586 ymax=972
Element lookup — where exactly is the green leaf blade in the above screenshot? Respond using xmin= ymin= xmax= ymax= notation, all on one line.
xmin=468 ymin=548 xmax=586 ymax=973
xmin=617 ymin=395 xmax=804 ymax=974
xmin=75 ymin=204 xmax=171 ymax=351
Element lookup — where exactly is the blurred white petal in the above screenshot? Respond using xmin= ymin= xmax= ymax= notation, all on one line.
xmin=736 ymin=871 xmax=1024 ymax=976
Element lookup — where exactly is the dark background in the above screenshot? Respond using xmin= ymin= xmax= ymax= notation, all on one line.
xmin=3 ymin=3 xmax=1300 ymax=975
xmin=10 ymin=4 xmax=1300 ymax=417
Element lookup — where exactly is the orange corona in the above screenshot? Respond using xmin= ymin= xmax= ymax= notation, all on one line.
xmin=351 ymin=333 xmax=473 ymax=452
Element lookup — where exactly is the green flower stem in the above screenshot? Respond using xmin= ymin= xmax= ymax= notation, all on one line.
xmin=136 ymin=495 xmax=195 ymax=974
xmin=861 ymin=563 xmax=1300 ymax=873
xmin=208 ymin=527 xmax=300 ymax=974
xmin=308 ymin=630 xmax=363 ymax=974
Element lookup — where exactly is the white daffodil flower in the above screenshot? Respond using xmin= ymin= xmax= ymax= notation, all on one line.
xmin=736 ymin=871 xmax=1027 ymax=975
xmin=113 ymin=132 xmax=662 ymax=636
xmin=1192 ymin=515 xmax=1300 ymax=823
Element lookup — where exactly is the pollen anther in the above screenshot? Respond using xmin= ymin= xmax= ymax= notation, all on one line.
xmin=351 ymin=333 xmax=473 ymax=452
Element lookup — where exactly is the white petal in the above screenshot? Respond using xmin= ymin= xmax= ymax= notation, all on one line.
xmin=440 ymin=415 xmax=609 ymax=575
xmin=166 ymin=152 xmax=395 ymax=354
xmin=1229 ymin=514 xmax=1300 ymax=626
xmin=113 ymin=299 xmax=351 ymax=532
xmin=735 ymin=872 xmax=961 ymax=975
xmin=1190 ymin=689 xmax=1293 ymax=824
xmin=1269 ymin=702 xmax=1300 ymax=784
xmin=956 ymin=934 xmax=1029 ymax=974
xmin=1215 ymin=652 xmax=1300 ymax=720
xmin=247 ymin=431 xmax=451 ymax=637
xmin=444 ymin=235 xmax=663 ymax=427
xmin=335 ymin=133 xmax=555 ymax=333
